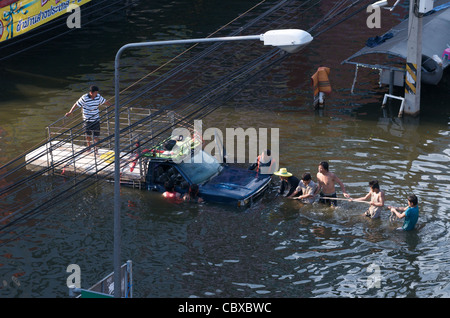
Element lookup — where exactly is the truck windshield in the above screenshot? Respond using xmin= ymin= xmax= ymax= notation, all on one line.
xmin=178 ymin=151 xmax=223 ymax=184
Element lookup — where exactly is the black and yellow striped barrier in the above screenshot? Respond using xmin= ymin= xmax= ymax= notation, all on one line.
xmin=405 ymin=62 xmax=417 ymax=95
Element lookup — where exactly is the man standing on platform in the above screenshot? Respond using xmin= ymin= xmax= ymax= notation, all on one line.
xmin=66 ymin=85 xmax=112 ymax=152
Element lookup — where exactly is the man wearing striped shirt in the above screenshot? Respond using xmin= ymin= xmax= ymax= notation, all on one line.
xmin=66 ymin=85 xmax=112 ymax=151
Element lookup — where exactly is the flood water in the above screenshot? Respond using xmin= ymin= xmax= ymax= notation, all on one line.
xmin=0 ymin=0 xmax=449 ymax=299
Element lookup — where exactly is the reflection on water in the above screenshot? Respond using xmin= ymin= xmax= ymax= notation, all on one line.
xmin=4 ymin=101 xmax=449 ymax=298
xmin=0 ymin=0 xmax=449 ymax=298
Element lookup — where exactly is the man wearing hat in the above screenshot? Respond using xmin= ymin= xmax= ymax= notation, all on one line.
xmin=274 ymin=168 xmax=300 ymax=197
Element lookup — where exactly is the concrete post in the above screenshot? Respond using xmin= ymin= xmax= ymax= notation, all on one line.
xmin=403 ymin=0 xmax=423 ymax=116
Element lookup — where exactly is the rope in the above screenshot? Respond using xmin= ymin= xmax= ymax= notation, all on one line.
xmin=0 ymin=1 xmax=282 ymax=235
xmin=0 ymin=50 xmax=281 ymax=239
xmin=0 ymin=0 xmax=277 ymax=169
xmin=0 ymin=0 xmax=378 ymax=241
xmin=320 ymin=196 xmax=371 ymax=204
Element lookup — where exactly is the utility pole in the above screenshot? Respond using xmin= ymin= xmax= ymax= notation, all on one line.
xmin=404 ymin=0 xmax=423 ymax=116
xmin=404 ymin=0 xmax=433 ymax=116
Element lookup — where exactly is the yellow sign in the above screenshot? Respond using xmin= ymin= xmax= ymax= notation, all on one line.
xmin=0 ymin=0 xmax=91 ymax=43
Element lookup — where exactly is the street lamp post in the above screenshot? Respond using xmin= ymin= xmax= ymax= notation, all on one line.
xmin=113 ymin=29 xmax=313 ymax=297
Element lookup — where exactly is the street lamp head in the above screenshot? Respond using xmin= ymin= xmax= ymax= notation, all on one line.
xmin=371 ymin=0 xmax=388 ymax=8
xmin=261 ymin=29 xmax=313 ymax=53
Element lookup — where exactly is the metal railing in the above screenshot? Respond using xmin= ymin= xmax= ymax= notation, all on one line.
xmin=43 ymin=106 xmax=166 ymax=186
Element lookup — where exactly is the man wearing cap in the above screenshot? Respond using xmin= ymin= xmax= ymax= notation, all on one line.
xmin=66 ymin=85 xmax=112 ymax=151
xmin=274 ymin=168 xmax=300 ymax=197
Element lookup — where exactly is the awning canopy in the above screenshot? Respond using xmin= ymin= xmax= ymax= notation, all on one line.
xmin=343 ymin=2 xmax=450 ymax=69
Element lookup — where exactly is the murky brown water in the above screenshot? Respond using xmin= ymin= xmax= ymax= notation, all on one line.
xmin=0 ymin=0 xmax=449 ymax=298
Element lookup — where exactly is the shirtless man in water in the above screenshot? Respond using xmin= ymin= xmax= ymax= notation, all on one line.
xmin=316 ymin=161 xmax=350 ymax=207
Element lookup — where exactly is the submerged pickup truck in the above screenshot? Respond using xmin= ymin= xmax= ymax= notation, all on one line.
xmin=144 ymin=141 xmax=271 ymax=207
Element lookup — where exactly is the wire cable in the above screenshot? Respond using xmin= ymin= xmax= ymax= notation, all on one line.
xmin=0 ymin=0 xmax=378 ymax=242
